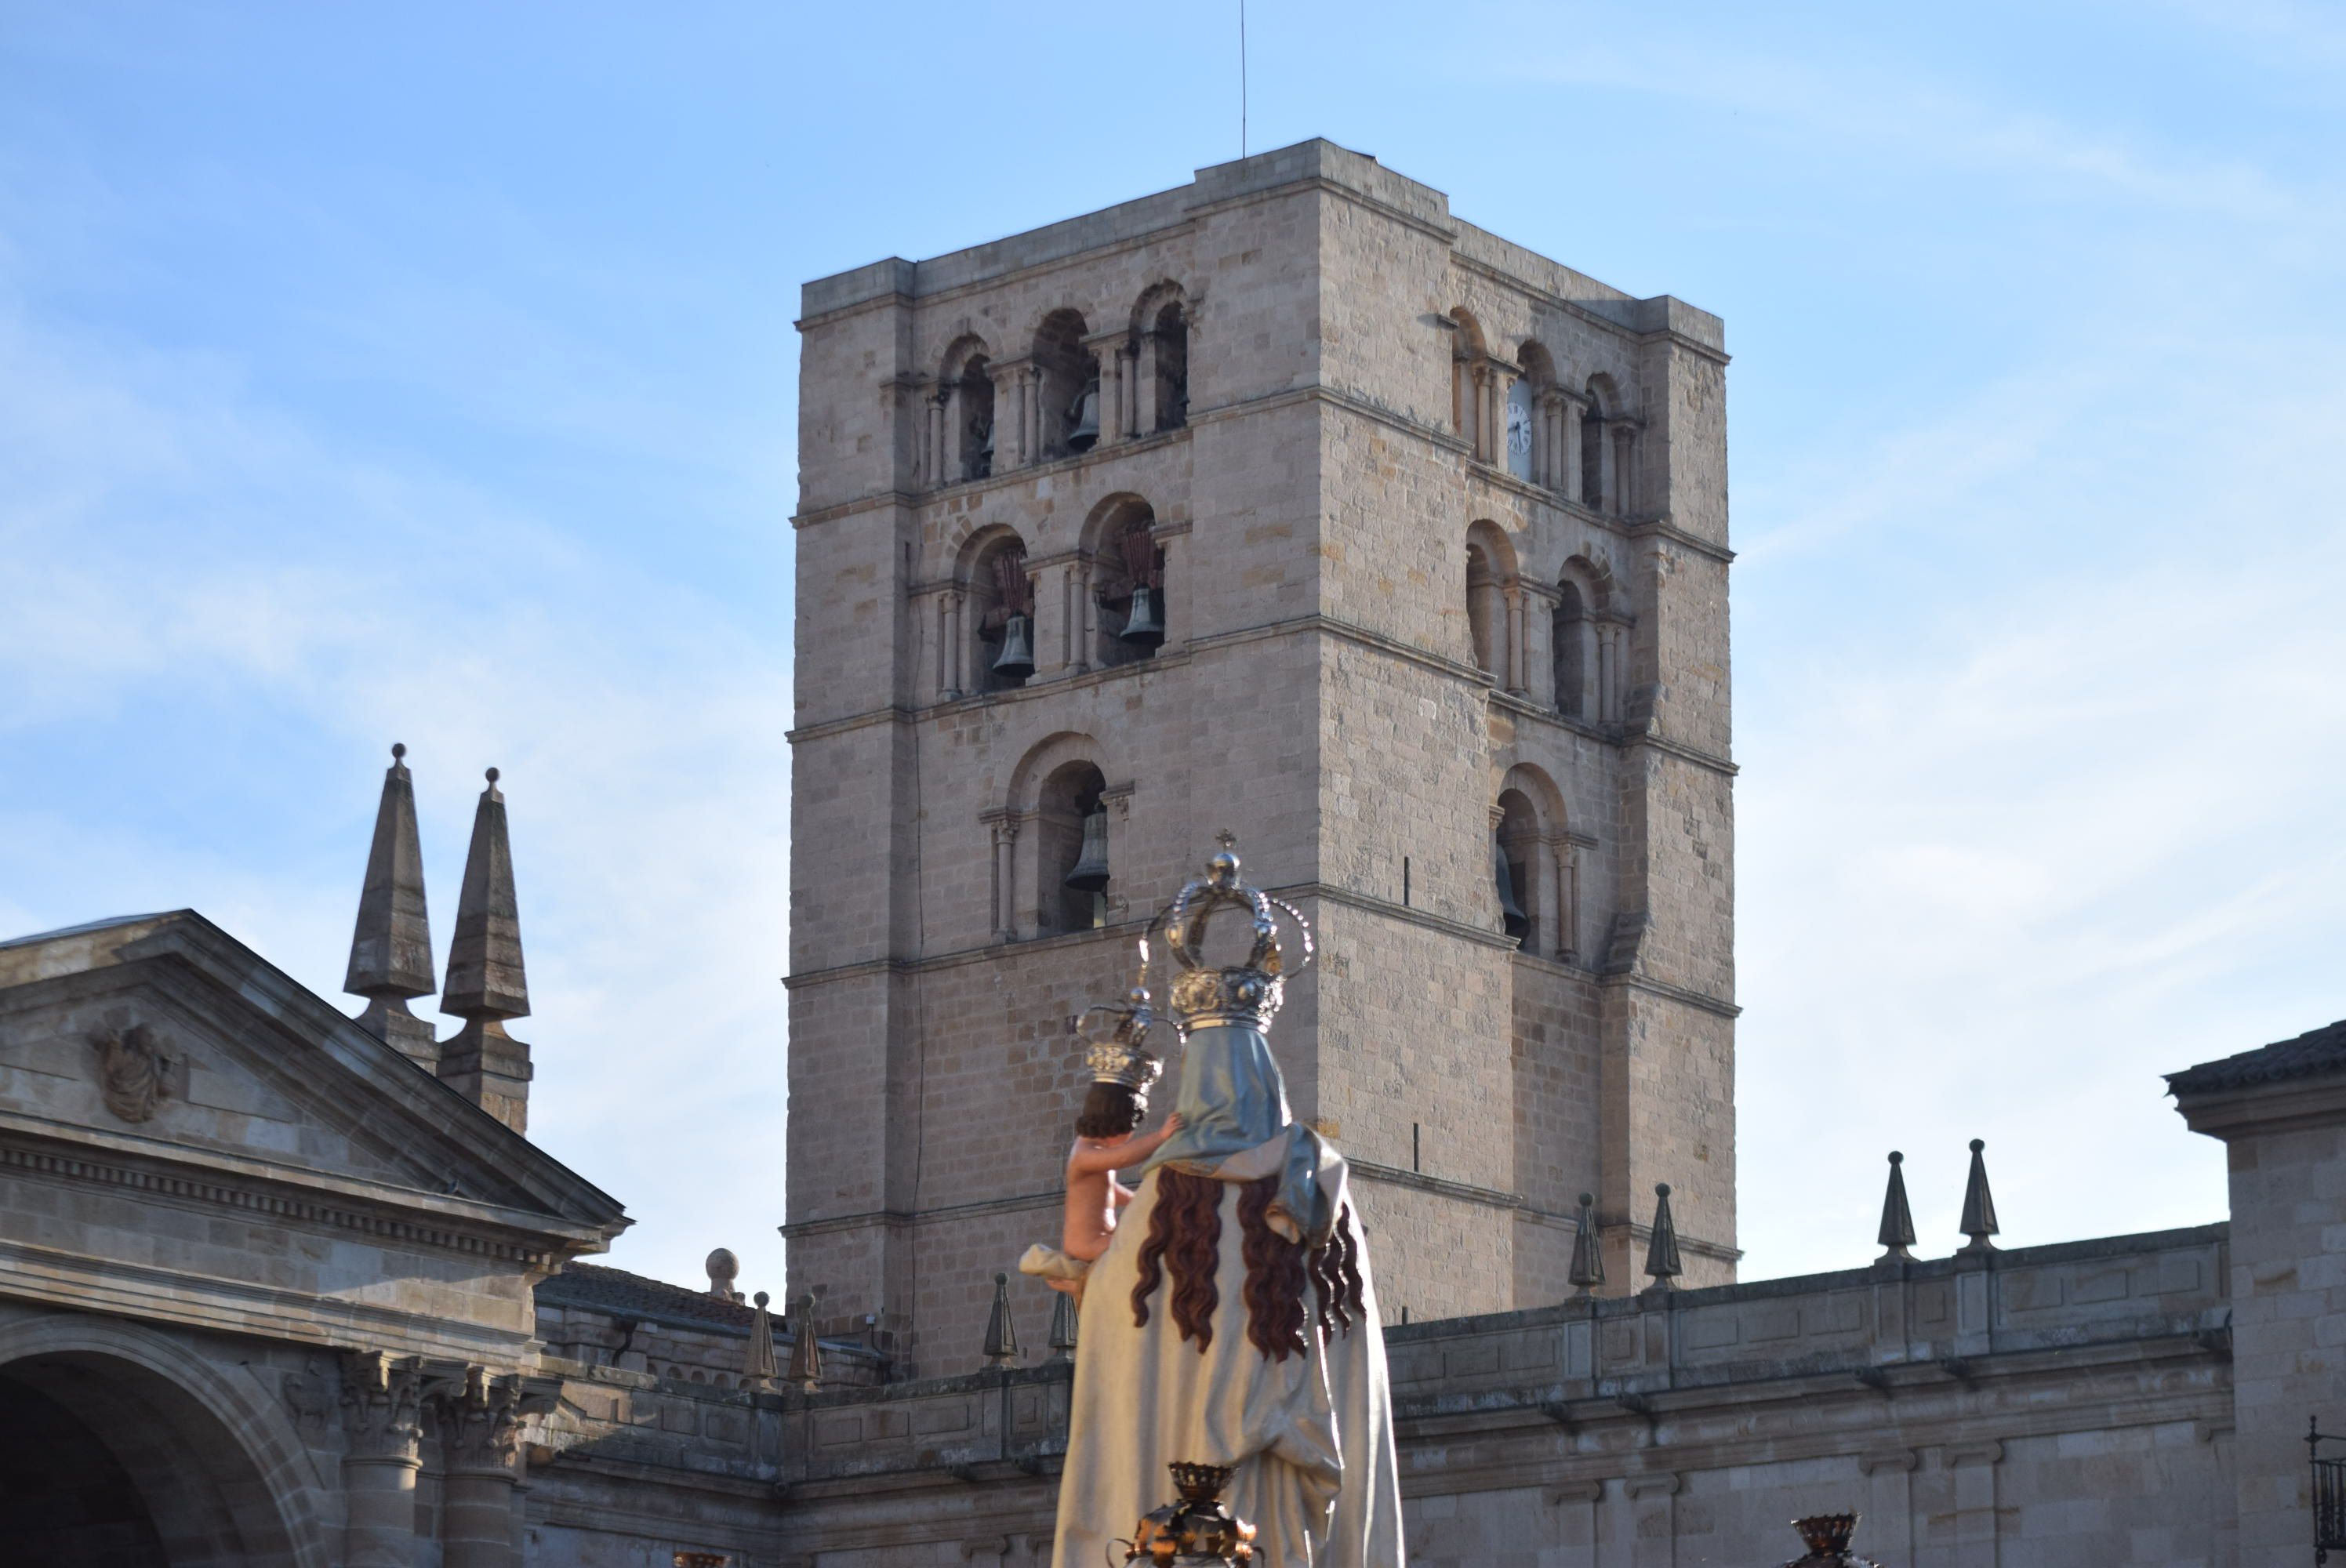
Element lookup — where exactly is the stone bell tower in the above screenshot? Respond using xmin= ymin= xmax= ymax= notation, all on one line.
xmin=786 ymin=140 xmax=1735 ymax=1376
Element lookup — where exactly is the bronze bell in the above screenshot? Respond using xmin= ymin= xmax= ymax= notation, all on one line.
xmin=1124 ymin=1462 xmax=1255 ymax=1565
xmin=1121 ymin=583 xmax=1166 ymax=648
xmin=1065 ymin=808 xmax=1111 ymax=893
xmin=1066 ymin=379 xmax=1102 ymax=452
xmin=992 ymin=612 xmax=1036 ymax=681
xmin=1493 ymin=839 xmax=1529 ymax=943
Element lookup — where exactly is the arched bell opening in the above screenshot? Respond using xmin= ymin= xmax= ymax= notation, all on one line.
xmin=1552 ymin=579 xmax=1589 ymax=720
xmin=0 ymin=1350 xmax=305 ymax=1568
xmin=1494 ymin=789 xmax=1542 ymax=951
xmin=1033 ymin=310 xmax=1099 ymax=459
xmin=1039 ymin=761 xmax=1111 ymax=934
xmin=1149 ymin=300 xmax=1188 ymax=430
xmin=968 ymin=534 xmax=1035 ymax=693
xmin=957 ymin=354 xmax=996 ymax=481
xmin=1091 ymin=502 xmax=1166 ymax=669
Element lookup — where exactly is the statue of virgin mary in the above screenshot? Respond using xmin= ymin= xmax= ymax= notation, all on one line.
xmin=1050 ymin=837 xmax=1405 ymax=1567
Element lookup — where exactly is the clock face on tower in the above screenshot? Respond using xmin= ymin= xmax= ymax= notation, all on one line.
xmin=1507 ymin=399 xmax=1532 ymax=456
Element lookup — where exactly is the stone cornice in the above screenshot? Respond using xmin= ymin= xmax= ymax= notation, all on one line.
xmin=0 ymin=1114 xmax=606 ymax=1263
xmin=796 ymin=219 xmax=1202 ymax=333
xmin=1186 ymin=172 xmax=1458 ymax=245
xmin=1450 ymin=249 xmax=1733 ymax=368
xmin=0 ymin=1236 xmax=539 ymax=1364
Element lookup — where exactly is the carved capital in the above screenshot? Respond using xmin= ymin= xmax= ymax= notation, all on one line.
xmin=338 ymin=1350 xmax=423 ymax=1464
xmin=429 ymin=1366 xmax=524 ymax=1475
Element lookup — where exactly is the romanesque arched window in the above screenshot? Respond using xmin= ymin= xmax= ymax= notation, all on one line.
xmin=1494 ymin=789 xmax=1541 ymax=949
xmin=1091 ymin=499 xmax=1165 ymax=670
xmin=967 ymin=532 xmax=1034 ymax=694
xmin=940 ymin=337 xmax=995 ymax=484
xmin=1450 ymin=310 xmax=1491 ymax=463
xmin=1040 ymin=760 xmax=1111 ymax=935
xmin=1149 ymin=299 xmax=1189 ymax=431
xmin=1033 ymin=309 xmax=1099 ymax=461
xmin=1464 ymin=521 xmax=1520 ymax=691
xmin=1552 ymin=579 xmax=1589 ymax=720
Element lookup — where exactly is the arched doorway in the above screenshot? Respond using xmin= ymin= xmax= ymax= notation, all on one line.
xmin=0 ymin=1320 xmax=325 ymax=1568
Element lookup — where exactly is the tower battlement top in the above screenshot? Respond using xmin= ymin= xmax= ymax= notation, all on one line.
xmin=797 ymin=138 xmax=1721 ymax=354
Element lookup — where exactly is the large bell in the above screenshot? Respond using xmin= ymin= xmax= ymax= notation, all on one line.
xmin=992 ymin=612 xmax=1036 ymax=681
xmin=1120 ymin=583 xmax=1165 ymax=648
xmin=1066 ymin=379 xmax=1101 ymax=452
xmin=1493 ymin=839 xmax=1529 ymax=943
xmin=1064 ymin=808 xmax=1111 ymax=893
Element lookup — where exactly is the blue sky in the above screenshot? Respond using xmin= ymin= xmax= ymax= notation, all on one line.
xmin=3 ymin=2 xmax=2341 ymax=1299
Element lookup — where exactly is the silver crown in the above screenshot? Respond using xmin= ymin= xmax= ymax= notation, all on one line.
xmin=1143 ymin=830 xmax=1313 ymax=1036
xmin=1073 ymin=989 xmax=1164 ymax=1091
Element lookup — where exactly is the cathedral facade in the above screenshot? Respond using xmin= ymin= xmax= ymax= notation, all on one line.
xmin=0 ymin=142 xmax=2338 ymax=1567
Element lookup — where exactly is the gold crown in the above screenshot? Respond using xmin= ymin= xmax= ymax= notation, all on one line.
xmin=1147 ymin=831 xmax=1313 ymax=1036
xmin=1073 ymin=989 xmax=1164 ymax=1091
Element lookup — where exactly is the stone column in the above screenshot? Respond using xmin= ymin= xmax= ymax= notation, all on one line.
xmin=993 ymin=822 xmax=1019 ymax=942
xmin=1089 ymin=337 xmax=1125 ymax=448
xmin=1504 ymin=586 xmax=1527 ymax=697
xmin=947 ymin=592 xmax=966 ymax=699
xmin=1589 ymin=414 xmax=1614 ymax=514
xmin=927 ymin=393 xmax=948 ymax=488
xmin=1556 ymin=841 xmax=1580 ymax=963
xmin=433 ymin=1370 xmax=522 ymax=1568
xmin=1023 ymin=367 xmax=1043 ymax=462
xmin=1613 ymin=426 xmax=1635 ymax=514
xmin=1135 ymin=332 xmax=1160 ymax=435
xmin=1597 ymin=624 xmax=1620 ymax=722
xmin=1562 ymin=394 xmax=1588 ymax=503
xmin=990 ymin=366 xmax=1022 ymax=470
xmin=1070 ymin=561 xmax=1094 ymax=673
xmin=339 ymin=1351 xmax=422 ymax=1568
xmin=935 ymin=593 xmax=953 ymax=701
xmin=1524 ymin=587 xmax=1553 ymax=709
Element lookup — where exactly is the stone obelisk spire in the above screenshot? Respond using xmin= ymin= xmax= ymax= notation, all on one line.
xmin=437 ymin=768 xmax=533 ymax=1134
xmin=345 ymin=744 xmax=439 ymax=1068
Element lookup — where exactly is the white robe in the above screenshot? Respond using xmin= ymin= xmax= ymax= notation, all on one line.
xmin=1049 ymin=1161 xmax=1406 ymax=1567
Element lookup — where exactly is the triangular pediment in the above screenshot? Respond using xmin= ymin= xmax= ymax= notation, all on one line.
xmin=0 ymin=913 xmax=626 ymax=1248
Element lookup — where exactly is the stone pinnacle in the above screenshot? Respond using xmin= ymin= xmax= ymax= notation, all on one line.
xmin=344 ymin=743 xmax=437 ymax=1065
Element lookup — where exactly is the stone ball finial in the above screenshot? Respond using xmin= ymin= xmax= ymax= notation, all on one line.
xmin=705 ymin=1247 xmax=739 ymax=1298
xmin=1889 ymin=1150 xmax=1904 ymax=1165
xmin=1578 ymin=1192 xmax=1594 ymax=1208
xmin=390 ymin=742 xmax=406 ymax=760
xmin=485 ymin=767 xmax=501 ymax=786
xmin=1970 ymin=1138 xmax=1985 ymax=1154
xmin=1655 ymin=1182 xmax=1671 ymax=1199
xmin=754 ymin=1290 xmax=770 ymax=1309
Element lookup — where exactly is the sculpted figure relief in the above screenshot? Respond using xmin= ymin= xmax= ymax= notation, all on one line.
xmin=1049 ymin=835 xmax=1404 ymax=1568
xmin=87 ymin=1021 xmax=172 ymax=1123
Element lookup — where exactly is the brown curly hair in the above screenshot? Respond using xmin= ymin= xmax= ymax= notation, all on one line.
xmin=1132 ymin=1173 xmax=1371 ymax=1360
xmin=1131 ymin=1167 xmax=1223 ymax=1348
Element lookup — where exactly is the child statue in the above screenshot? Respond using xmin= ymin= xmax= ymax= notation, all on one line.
xmin=1019 ymin=991 xmax=1184 ymax=1305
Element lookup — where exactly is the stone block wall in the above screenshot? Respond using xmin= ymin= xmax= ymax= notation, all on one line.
xmin=788 ymin=140 xmax=1738 ymax=1379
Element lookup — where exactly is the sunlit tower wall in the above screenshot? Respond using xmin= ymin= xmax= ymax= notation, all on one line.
xmin=786 ymin=141 xmax=1735 ymax=1377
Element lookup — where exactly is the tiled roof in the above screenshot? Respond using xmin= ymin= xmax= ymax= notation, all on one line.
xmin=537 ymin=1262 xmax=757 ymax=1334
xmin=2166 ymin=1017 xmax=2346 ymax=1097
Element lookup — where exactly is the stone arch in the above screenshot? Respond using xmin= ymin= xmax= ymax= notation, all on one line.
xmin=956 ymin=524 xmax=1034 ymax=695
xmin=1464 ymin=519 xmax=1520 ymax=685
xmin=0 ymin=1314 xmax=332 ymax=1568
xmin=1081 ymin=493 xmax=1164 ymax=669
xmin=1496 ymin=762 xmax=1574 ymax=960
xmin=940 ymin=333 xmax=996 ymax=483
xmin=1002 ymin=731 xmax=1118 ymax=939
xmin=1449 ymin=308 xmax=1492 ymax=457
xmin=1554 ymin=553 xmax=1629 ymax=724
xmin=1130 ymin=281 xmax=1190 ymax=432
xmin=1031 ymin=307 xmax=1098 ymax=459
